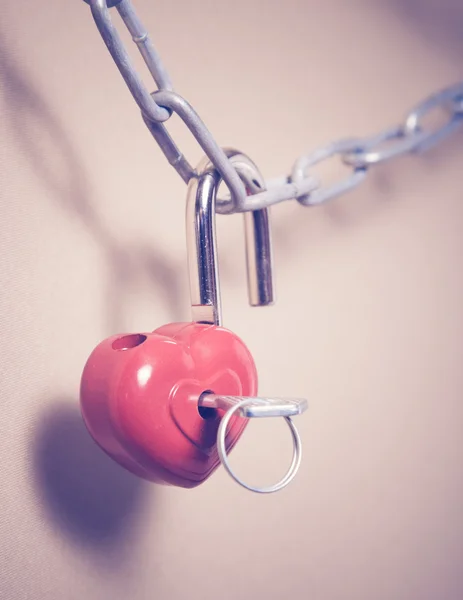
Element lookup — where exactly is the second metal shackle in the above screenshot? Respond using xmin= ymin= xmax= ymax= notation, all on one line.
xmin=186 ymin=149 xmax=274 ymax=326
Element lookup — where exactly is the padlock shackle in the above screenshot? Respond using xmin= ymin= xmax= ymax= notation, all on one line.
xmin=187 ymin=169 xmax=222 ymax=325
xmin=186 ymin=149 xmax=275 ymax=326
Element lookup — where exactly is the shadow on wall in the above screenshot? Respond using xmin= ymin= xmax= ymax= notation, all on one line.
xmin=389 ymin=0 xmax=463 ymax=59
xmin=0 ymin=30 xmax=186 ymax=334
xmin=32 ymin=401 xmax=149 ymax=569
xmin=0 ymin=31 xmax=172 ymax=565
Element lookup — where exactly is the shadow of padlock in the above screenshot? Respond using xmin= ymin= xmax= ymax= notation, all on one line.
xmin=80 ymin=149 xmax=307 ymax=492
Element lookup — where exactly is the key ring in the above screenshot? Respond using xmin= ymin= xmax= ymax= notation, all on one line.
xmin=217 ymin=398 xmax=303 ymax=494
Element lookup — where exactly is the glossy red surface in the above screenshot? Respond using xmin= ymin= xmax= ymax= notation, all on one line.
xmin=80 ymin=322 xmax=257 ymax=488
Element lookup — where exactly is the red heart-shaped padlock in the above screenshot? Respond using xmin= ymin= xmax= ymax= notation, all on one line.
xmin=80 ymin=322 xmax=257 ymax=488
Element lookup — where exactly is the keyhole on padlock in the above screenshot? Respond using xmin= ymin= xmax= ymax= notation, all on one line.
xmin=112 ymin=334 xmax=147 ymax=351
xmin=197 ymin=390 xmax=218 ymax=420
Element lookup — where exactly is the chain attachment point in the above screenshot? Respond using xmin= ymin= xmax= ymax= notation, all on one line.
xmin=83 ymin=0 xmax=463 ymax=215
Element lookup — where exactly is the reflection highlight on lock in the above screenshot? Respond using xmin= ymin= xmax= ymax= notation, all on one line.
xmin=80 ymin=150 xmax=308 ymax=494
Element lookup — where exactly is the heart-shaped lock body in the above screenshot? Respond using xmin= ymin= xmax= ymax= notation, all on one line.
xmin=80 ymin=321 xmax=257 ymax=488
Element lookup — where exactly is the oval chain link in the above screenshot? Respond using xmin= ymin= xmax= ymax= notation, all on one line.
xmin=291 ymin=138 xmax=368 ymax=206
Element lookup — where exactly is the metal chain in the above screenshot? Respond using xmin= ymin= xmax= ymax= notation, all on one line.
xmin=83 ymin=0 xmax=463 ymax=214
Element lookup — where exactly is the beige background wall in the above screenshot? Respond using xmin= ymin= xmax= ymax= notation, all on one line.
xmin=1 ymin=1 xmax=463 ymax=599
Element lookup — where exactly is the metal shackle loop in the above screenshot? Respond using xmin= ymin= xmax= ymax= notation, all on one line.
xmin=186 ymin=149 xmax=275 ymax=326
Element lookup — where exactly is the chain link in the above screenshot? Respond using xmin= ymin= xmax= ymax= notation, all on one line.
xmin=83 ymin=0 xmax=463 ymax=214
xmin=291 ymin=138 xmax=368 ymax=206
xmin=84 ymin=0 xmax=171 ymax=121
xmin=404 ymin=82 xmax=463 ymax=152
